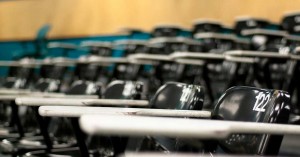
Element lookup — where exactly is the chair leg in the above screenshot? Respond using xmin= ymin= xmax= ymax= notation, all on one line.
xmin=70 ymin=118 xmax=89 ymax=157
xmin=10 ymin=101 xmax=24 ymax=138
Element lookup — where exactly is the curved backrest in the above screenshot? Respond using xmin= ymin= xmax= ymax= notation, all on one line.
xmin=127 ymin=82 xmax=205 ymax=152
xmin=34 ymin=79 xmax=60 ymax=92
xmin=150 ymin=82 xmax=204 ymax=110
xmin=148 ymin=38 xmax=189 ymax=83
xmin=4 ymin=66 xmax=36 ymax=89
xmin=122 ymin=41 xmax=148 ymax=56
xmin=103 ymin=80 xmax=143 ymax=100
xmin=112 ymin=41 xmax=147 ymax=80
xmin=195 ymin=35 xmax=236 ymax=53
xmin=7 ymin=58 xmax=36 ymax=79
xmin=113 ymin=63 xmax=142 ymax=81
xmin=281 ymin=13 xmax=300 ymax=34
xmin=234 ymin=18 xmax=269 ymax=35
xmin=90 ymin=46 xmax=112 ymax=56
xmin=74 ymin=55 xmax=105 ymax=81
xmin=186 ymin=42 xmax=204 ymax=52
xmin=40 ymin=65 xmax=67 ymax=80
xmin=149 ymin=38 xmax=187 ymax=55
xmin=212 ymin=86 xmax=291 ymax=155
xmin=250 ymin=34 xmax=286 ymax=52
xmin=193 ymin=22 xmax=223 ymax=35
xmin=152 ymin=27 xmax=181 ymax=38
xmin=86 ymin=80 xmax=144 ymax=156
xmin=75 ymin=63 xmax=101 ymax=81
xmin=65 ymin=80 xmax=101 ymax=96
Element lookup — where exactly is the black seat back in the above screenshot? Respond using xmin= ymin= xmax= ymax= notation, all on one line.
xmin=34 ymin=79 xmax=61 ymax=92
xmin=244 ymin=31 xmax=289 ymax=90
xmin=234 ymin=18 xmax=270 ymax=36
xmin=148 ymin=37 xmax=189 ymax=83
xmin=74 ymin=55 xmax=107 ymax=82
xmin=78 ymin=43 xmax=114 ymax=82
xmin=90 ymin=45 xmax=112 ymax=56
xmin=150 ymin=82 xmax=204 ymax=110
xmin=40 ymin=64 xmax=67 ymax=80
xmin=249 ymin=33 xmax=287 ymax=52
xmin=4 ymin=58 xmax=36 ymax=89
xmin=112 ymin=40 xmax=148 ymax=80
xmin=103 ymin=80 xmax=143 ymax=100
xmin=65 ymin=80 xmax=101 ymax=96
xmin=128 ymin=82 xmax=205 ymax=152
xmin=194 ymin=33 xmax=237 ymax=53
xmin=281 ymin=13 xmax=300 ymax=34
xmin=152 ymin=26 xmax=182 ymax=38
xmin=212 ymin=86 xmax=291 ymax=155
xmin=193 ymin=21 xmax=223 ymax=35
xmin=86 ymin=80 xmax=144 ymax=155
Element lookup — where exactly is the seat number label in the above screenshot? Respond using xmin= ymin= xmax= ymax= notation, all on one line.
xmin=180 ymin=87 xmax=192 ymax=102
xmin=253 ymin=92 xmax=270 ymax=112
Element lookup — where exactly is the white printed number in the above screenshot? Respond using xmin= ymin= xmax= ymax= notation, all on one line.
xmin=253 ymin=92 xmax=270 ymax=112
xmin=180 ymin=88 xmax=192 ymax=102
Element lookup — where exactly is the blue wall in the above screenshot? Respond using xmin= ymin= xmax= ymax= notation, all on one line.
xmin=0 ymin=32 xmax=151 ymax=76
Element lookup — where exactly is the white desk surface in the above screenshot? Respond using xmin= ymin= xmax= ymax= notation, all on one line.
xmin=80 ymin=115 xmax=300 ymax=138
xmin=121 ymin=152 xmax=274 ymax=157
xmin=38 ymin=106 xmax=211 ymax=118
xmin=226 ymin=50 xmax=290 ymax=59
xmin=171 ymin=52 xmax=225 ymax=60
xmin=79 ymin=115 xmax=230 ymax=139
xmin=16 ymin=97 xmax=148 ymax=107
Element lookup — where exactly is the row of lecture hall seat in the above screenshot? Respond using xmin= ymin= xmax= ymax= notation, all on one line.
xmin=2 ymin=13 xmax=300 ymax=157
